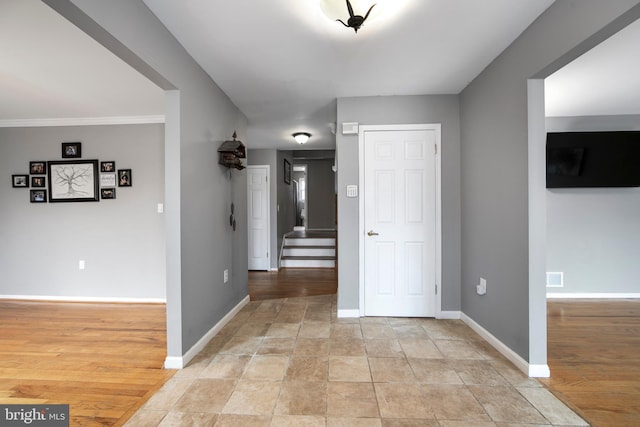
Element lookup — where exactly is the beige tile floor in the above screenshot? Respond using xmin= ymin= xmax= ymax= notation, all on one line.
xmin=125 ymin=295 xmax=588 ymax=427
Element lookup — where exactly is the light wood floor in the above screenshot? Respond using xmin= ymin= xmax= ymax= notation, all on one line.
xmin=249 ymin=268 xmax=337 ymax=301
xmin=541 ymin=299 xmax=640 ymax=427
xmin=0 ymin=300 xmax=174 ymax=426
xmin=2 ymin=279 xmax=637 ymax=426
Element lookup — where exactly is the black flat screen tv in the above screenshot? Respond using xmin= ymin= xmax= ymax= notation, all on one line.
xmin=546 ymin=131 xmax=640 ymax=188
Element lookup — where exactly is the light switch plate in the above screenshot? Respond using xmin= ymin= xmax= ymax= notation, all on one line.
xmin=346 ymin=185 xmax=358 ymax=198
xmin=342 ymin=122 xmax=359 ymax=135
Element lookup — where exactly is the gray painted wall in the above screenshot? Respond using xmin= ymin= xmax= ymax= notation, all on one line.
xmin=52 ymin=0 xmax=249 ymax=357
xmin=546 ymin=115 xmax=640 ymax=294
xmin=247 ymin=149 xmax=278 ymax=270
xmin=459 ymin=0 xmax=640 ymax=362
xmin=0 ymin=124 xmax=165 ymax=299
xmin=336 ymin=95 xmax=462 ymax=312
xmin=304 ymin=158 xmax=336 ymax=230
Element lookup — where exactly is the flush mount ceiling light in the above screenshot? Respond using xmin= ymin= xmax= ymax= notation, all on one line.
xmin=320 ymin=0 xmax=383 ymax=33
xmin=336 ymin=0 xmax=376 ymax=33
xmin=319 ymin=0 xmax=410 ymax=33
xmin=293 ymin=132 xmax=311 ymax=144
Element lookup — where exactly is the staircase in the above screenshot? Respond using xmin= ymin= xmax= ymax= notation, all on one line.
xmin=280 ymin=229 xmax=336 ymax=268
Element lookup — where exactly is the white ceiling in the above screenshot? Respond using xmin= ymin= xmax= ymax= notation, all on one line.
xmin=142 ymin=0 xmax=555 ymax=149
xmin=0 ymin=0 xmax=164 ymax=123
xmin=545 ymin=17 xmax=640 ymax=118
xmin=1 ymin=1 xmax=639 ymax=149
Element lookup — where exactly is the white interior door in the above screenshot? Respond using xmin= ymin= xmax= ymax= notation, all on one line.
xmin=247 ymin=166 xmax=270 ymax=270
xmin=362 ymin=125 xmax=440 ymax=317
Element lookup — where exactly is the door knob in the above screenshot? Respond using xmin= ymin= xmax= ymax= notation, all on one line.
xmin=367 ymin=230 xmax=379 ymax=236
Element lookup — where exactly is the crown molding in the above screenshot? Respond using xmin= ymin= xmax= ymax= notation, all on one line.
xmin=0 ymin=115 xmax=165 ymax=128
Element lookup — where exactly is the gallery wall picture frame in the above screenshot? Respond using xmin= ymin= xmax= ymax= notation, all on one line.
xmin=284 ymin=159 xmax=291 ymax=185
xmin=30 ymin=189 xmax=47 ymax=203
xmin=48 ymin=160 xmax=99 ymax=202
xmin=101 ymin=161 xmax=116 ymax=172
xmin=100 ymin=173 xmax=116 ymax=187
xmin=118 ymin=169 xmax=132 ymax=187
xmin=101 ymin=188 xmax=116 ymax=200
xmin=31 ymin=176 xmax=46 ymax=188
xmin=29 ymin=161 xmax=46 ymax=175
xmin=12 ymin=175 xmax=28 ymax=188
xmin=61 ymin=142 xmax=82 ymax=158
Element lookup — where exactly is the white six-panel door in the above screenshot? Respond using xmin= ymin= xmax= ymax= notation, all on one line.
xmin=361 ymin=125 xmax=440 ymax=317
xmin=247 ymin=166 xmax=270 ymax=271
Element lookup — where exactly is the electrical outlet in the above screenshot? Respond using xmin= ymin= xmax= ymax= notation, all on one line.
xmin=224 ymin=269 xmax=229 ymax=283
xmin=546 ymin=272 xmax=564 ymax=287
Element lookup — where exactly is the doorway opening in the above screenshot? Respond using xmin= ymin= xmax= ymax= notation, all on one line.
xmin=280 ymin=152 xmax=337 ymax=269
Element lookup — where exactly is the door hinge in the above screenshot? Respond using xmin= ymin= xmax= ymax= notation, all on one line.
xmin=266 ymin=176 xmax=268 ymax=183
xmin=434 ymin=144 xmax=438 ymax=155
xmin=435 ymin=284 xmax=438 ymax=295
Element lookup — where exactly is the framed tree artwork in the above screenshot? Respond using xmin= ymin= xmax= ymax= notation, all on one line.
xmin=48 ymin=160 xmax=99 ymax=202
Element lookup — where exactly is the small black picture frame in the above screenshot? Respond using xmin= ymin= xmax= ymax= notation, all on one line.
xmin=101 ymin=188 xmax=116 ymax=200
xmin=31 ymin=176 xmax=46 ymax=188
xmin=12 ymin=174 xmax=28 ymax=188
xmin=284 ymin=159 xmax=291 ymax=185
xmin=101 ymin=161 xmax=116 ymax=172
xmin=30 ymin=189 xmax=47 ymax=203
xmin=62 ymin=142 xmax=82 ymax=158
xmin=118 ymin=169 xmax=132 ymax=187
xmin=29 ymin=161 xmax=46 ymax=175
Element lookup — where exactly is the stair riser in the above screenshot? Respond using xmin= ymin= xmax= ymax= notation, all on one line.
xmin=281 ymin=259 xmax=335 ymax=268
xmin=284 ymin=238 xmax=335 ymax=247
xmin=283 ymin=248 xmax=335 ymax=257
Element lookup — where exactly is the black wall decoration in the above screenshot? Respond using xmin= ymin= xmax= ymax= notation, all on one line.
xmin=11 ymin=142 xmax=134 ymax=204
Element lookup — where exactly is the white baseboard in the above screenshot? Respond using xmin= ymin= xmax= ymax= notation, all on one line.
xmin=461 ymin=312 xmax=549 ymax=378
xmin=269 ymin=268 xmax=279 ymax=272
xmin=436 ymin=310 xmax=461 ymax=320
xmin=337 ymin=309 xmax=360 ymax=318
xmin=529 ymin=364 xmax=551 ymax=378
xmin=164 ymin=295 xmax=250 ymax=369
xmin=341 ymin=310 xmax=461 ymax=319
xmin=163 ymin=357 xmax=184 ymax=370
xmin=0 ymin=295 xmax=166 ymax=303
xmin=547 ymin=293 xmax=640 ymax=299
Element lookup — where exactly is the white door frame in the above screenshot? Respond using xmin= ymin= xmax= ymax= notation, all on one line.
xmin=247 ymin=165 xmax=271 ymax=270
xmin=358 ymin=124 xmax=442 ymax=317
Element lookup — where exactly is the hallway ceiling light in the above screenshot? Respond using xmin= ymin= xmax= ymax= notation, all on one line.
xmin=293 ymin=132 xmax=311 ymax=144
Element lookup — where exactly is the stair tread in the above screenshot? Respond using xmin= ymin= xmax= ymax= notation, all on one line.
xmin=285 ymin=230 xmax=336 ymax=239
xmin=283 ymin=245 xmax=336 ymax=249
